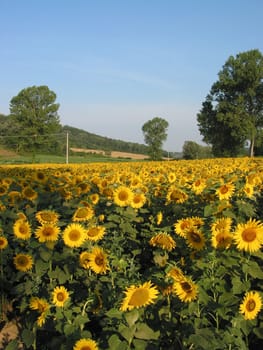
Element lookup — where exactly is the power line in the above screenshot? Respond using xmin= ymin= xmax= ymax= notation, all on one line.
xmin=0 ymin=132 xmax=66 ymax=139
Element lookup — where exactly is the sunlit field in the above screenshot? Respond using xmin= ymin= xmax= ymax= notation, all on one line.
xmin=1 ymin=158 xmax=263 ymax=349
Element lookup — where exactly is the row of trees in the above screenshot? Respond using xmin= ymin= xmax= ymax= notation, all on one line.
xmin=1 ymin=49 xmax=263 ymax=160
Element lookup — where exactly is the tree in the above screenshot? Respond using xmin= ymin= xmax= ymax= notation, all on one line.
xmin=182 ymin=141 xmax=201 ymax=159
xmin=9 ymin=85 xmax=62 ymax=152
xmin=197 ymin=49 xmax=263 ymax=157
xmin=142 ymin=117 xmax=169 ymax=160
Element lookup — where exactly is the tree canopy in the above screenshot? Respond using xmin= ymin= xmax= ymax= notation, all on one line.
xmin=197 ymin=49 xmax=263 ymax=157
xmin=142 ymin=117 xmax=169 ymax=160
xmin=9 ymin=85 xmax=62 ymax=152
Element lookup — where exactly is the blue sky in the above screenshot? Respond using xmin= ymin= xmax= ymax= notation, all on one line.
xmin=1 ymin=0 xmax=262 ymax=151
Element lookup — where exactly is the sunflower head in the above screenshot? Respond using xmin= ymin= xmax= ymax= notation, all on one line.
xmin=120 ymin=281 xmax=159 ymax=311
xmin=0 ymin=236 xmax=8 ymax=250
xmin=73 ymin=338 xmax=99 ymax=350
xmin=35 ymin=210 xmax=59 ymax=225
xmin=113 ymin=186 xmax=133 ymax=207
xmin=52 ymin=286 xmax=70 ymax=307
xmin=173 ymin=277 xmax=198 ymax=303
xmin=63 ymin=223 xmax=86 ymax=248
xmin=240 ymin=291 xmax=262 ymax=320
xmin=13 ymin=253 xmax=33 ymax=272
xmin=234 ymin=219 xmax=263 ymax=253
xmin=149 ymin=232 xmax=176 ymax=251
xmin=13 ymin=219 xmax=32 ymax=240
xmin=86 ymin=246 xmax=109 ymax=274
xmin=73 ymin=206 xmax=94 ymax=222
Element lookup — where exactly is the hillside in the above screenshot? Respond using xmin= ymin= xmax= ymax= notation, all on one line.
xmin=63 ymin=125 xmax=149 ymax=155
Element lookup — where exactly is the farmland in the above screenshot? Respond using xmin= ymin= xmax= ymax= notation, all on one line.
xmin=0 ymin=157 xmax=263 ymax=349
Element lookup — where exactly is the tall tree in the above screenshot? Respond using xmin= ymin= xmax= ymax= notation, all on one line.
xmin=197 ymin=49 xmax=263 ymax=157
xmin=142 ymin=117 xmax=169 ymax=160
xmin=9 ymin=85 xmax=62 ymax=152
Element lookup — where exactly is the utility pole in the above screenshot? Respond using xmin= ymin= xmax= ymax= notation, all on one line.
xmin=66 ymin=132 xmax=69 ymax=164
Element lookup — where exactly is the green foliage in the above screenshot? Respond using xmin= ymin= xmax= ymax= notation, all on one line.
xmin=182 ymin=140 xmax=212 ymax=159
xmin=142 ymin=117 xmax=169 ymax=160
xmin=197 ymin=49 xmax=263 ymax=157
xmin=63 ymin=125 xmax=149 ymax=155
xmin=8 ymin=85 xmax=62 ymax=153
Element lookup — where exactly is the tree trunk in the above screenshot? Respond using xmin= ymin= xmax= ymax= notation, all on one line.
xmin=249 ymin=137 xmax=254 ymax=157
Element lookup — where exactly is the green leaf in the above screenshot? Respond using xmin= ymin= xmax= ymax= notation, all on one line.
xmin=39 ymin=248 xmax=52 ymax=261
xmin=242 ymin=260 xmax=263 ymax=279
xmin=135 ymin=323 xmax=160 ymax=340
xmin=106 ymin=308 xmax=123 ymax=320
xmin=21 ymin=328 xmax=35 ymax=347
xmin=108 ymin=334 xmax=125 ymax=350
xmin=35 ymin=259 xmax=48 ymax=276
xmin=125 ymin=309 xmax=139 ymax=327
xmin=253 ymin=326 xmax=263 ymax=339
xmin=5 ymin=340 xmax=19 ymax=350
xmin=133 ymin=339 xmax=148 ymax=349
xmin=64 ymin=323 xmax=76 ymax=336
xmin=118 ymin=324 xmax=136 ymax=342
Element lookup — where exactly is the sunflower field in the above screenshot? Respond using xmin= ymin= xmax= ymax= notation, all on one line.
xmin=0 ymin=158 xmax=263 ymax=350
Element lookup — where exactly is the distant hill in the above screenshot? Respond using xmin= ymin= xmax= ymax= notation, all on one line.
xmin=62 ymin=125 xmax=149 ymax=155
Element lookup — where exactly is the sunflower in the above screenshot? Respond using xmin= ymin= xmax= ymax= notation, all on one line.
xmin=243 ymin=183 xmax=255 ymax=198
xmin=185 ymin=227 xmax=205 ymax=250
xmin=130 ymin=192 xmax=147 ymax=209
xmin=191 ymin=178 xmax=207 ymax=195
xmin=174 ymin=218 xmax=193 ymax=238
xmin=86 ymin=246 xmax=109 ymax=274
xmin=166 ymin=186 xmax=188 ymax=204
xmin=149 ymin=232 xmax=176 ymax=251
xmin=233 ymin=218 xmax=263 ymax=253
xmin=52 ymin=286 xmax=70 ymax=307
xmin=22 ymin=186 xmax=38 ymax=201
xmin=79 ymin=251 xmax=90 ymax=269
xmin=211 ymin=230 xmax=232 ymax=249
xmin=34 ymin=171 xmax=47 ymax=183
xmin=35 ymin=210 xmax=59 ymax=225
xmin=63 ymin=223 xmax=86 ymax=248
xmin=35 ymin=224 xmax=60 ymax=243
xmin=113 ymin=186 xmax=133 ymax=207
xmin=86 ymin=226 xmax=106 ymax=242
xmin=120 ymin=281 xmax=159 ymax=311
xmin=239 ymin=291 xmax=262 ymax=320
xmin=73 ymin=338 xmax=99 ymax=350
xmin=30 ymin=297 xmax=50 ymax=327
xmin=89 ymin=193 xmax=100 ymax=205
xmin=211 ymin=217 xmax=232 ymax=234
xmin=8 ymin=191 xmax=21 ymax=205
xmin=167 ymin=266 xmax=185 ymax=282
xmin=13 ymin=219 xmax=32 ymax=240
xmin=0 ymin=236 xmax=8 ymax=250
xmin=216 ymin=182 xmax=235 ymax=200
xmin=13 ymin=253 xmax=33 ymax=272
xmin=0 ymin=184 xmax=8 ymax=196
xmin=173 ymin=277 xmax=198 ymax=303
xmin=73 ymin=206 xmax=94 ymax=222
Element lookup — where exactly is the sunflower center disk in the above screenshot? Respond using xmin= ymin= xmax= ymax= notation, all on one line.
xmin=57 ymin=293 xmax=65 ymax=302
xmin=129 ymin=289 xmax=149 ymax=307
xmin=95 ymin=256 xmax=104 ymax=266
xmin=242 ymin=228 xmax=256 ymax=242
xmin=69 ymin=230 xmax=81 ymax=241
xmin=246 ymin=299 xmax=256 ymax=312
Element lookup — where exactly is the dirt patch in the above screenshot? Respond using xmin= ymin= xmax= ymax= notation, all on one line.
xmin=70 ymin=148 xmax=149 ymax=159
xmin=0 ymin=149 xmax=17 ymax=157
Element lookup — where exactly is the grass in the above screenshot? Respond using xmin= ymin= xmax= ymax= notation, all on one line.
xmin=0 ymin=151 xmax=143 ymax=165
